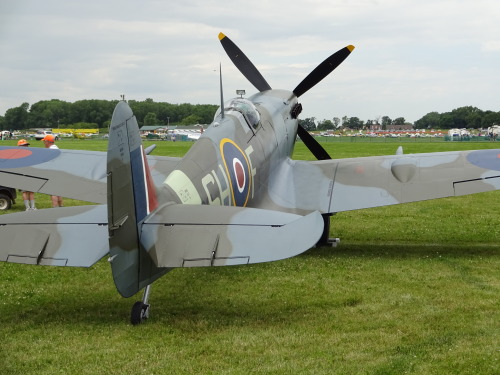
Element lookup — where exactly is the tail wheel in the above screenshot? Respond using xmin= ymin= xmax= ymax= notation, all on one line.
xmin=130 ymin=301 xmax=150 ymax=325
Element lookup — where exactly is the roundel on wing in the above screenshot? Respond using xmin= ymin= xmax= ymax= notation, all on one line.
xmin=220 ymin=138 xmax=252 ymax=206
xmin=467 ymin=149 xmax=500 ymax=171
xmin=0 ymin=146 xmax=61 ymax=168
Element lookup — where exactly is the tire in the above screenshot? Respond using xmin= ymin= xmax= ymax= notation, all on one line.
xmin=131 ymin=301 xmax=147 ymax=325
xmin=0 ymin=193 xmax=12 ymax=210
xmin=316 ymin=214 xmax=331 ymax=246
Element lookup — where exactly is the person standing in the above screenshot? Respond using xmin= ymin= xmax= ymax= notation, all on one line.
xmin=17 ymin=139 xmax=37 ymax=211
xmin=42 ymin=134 xmax=64 ymax=207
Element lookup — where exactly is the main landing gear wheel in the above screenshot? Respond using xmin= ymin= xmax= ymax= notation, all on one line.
xmin=130 ymin=284 xmax=152 ymax=325
xmin=316 ymin=214 xmax=340 ymax=247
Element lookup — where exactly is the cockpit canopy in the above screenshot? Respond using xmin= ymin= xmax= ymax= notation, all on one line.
xmin=214 ymin=98 xmax=260 ymax=128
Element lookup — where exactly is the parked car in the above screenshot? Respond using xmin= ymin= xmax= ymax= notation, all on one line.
xmin=34 ymin=130 xmax=59 ymax=141
xmin=0 ymin=186 xmax=17 ymax=210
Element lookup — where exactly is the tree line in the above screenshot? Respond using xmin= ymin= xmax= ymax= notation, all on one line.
xmin=0 ymin=99 xmax=219 ymax=131
xmin=299 ymin=106 xmax=500 ymax=131
xmin=2 ymin=100 xmax=499 ymax=132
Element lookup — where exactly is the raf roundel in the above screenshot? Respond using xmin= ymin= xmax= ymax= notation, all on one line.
xmin=220 ymin=138 xmax=252 ymax=206
xmin=0 ymin=146 xmax=61 ymax=168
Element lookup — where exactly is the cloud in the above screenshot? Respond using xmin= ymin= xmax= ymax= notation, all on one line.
xmin=0 ymin=0 xmax=499 ymax=123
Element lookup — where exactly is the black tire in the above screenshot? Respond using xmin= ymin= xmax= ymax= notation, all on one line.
xmin=130 ymin=301 xmax=147 ymax=325
xmin=0 ymin=193 xmax=12 ymax=210
xmin=316 ymin=214 xmax=331 ymax=246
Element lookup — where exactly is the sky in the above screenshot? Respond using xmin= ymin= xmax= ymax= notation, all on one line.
xmin=1 ymin=0 xmax=499 ymax=123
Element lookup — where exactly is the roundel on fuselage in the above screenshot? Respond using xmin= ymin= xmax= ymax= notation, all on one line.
xmin=220 ymin=138 xmax=252 ymax=206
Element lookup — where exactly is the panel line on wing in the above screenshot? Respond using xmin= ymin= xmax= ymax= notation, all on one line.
xmin=144 ymin=223 xmax=285 ymax=228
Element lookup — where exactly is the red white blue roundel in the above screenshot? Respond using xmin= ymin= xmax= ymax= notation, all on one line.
xmin=0 ymin=146 xmax=61 ymax=168
xmin=220 ymin=138 xmax=252 ymax=206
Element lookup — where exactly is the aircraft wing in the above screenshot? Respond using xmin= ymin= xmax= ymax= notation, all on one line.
xmin=140 ymin=204 xmax=324 ymax=268
xmin=0 ymin=147 xmax=108 ymax=203
xmin=0 ymin=205 xmax=108 ymax=267
xmin=267 ymin=149 xmax=500 ymax=213
xmin=0 ymin=146 xmax=180 ymax=203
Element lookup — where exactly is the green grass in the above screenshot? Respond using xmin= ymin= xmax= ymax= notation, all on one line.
xmin=0 ymin=139 xmax=499 ymax=374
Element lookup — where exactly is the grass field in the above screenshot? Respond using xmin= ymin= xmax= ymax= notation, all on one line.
xmin=0 ymin=139 xmax=499 ymax=374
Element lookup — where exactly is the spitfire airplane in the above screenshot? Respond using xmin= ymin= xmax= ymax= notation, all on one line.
xmin=1 ymin=33 xmax=500 ymax=324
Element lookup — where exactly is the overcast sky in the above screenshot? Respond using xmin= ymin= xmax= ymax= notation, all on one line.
xmin=1 ymin=0 xmax=499 ymax=123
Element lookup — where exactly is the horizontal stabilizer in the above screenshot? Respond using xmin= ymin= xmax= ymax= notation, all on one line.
xmin=140 ymin=204 xmax=324 ymax=268
xmin=0 ymin=205 xmax=108 ymax=267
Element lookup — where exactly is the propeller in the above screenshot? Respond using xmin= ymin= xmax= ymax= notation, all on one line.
xmin=218 ymin=32 xmax=354 ymax=161
xmin=297 ymin=124 xmax=332 ymax=160
xmin=293 ymin=45 xmax=354 ymax=98
xmin=218 ymin=33 xmax=271 ymax=92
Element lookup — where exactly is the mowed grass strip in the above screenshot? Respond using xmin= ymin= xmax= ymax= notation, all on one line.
xmin=0 ymin=139 xmax=498 ymax=374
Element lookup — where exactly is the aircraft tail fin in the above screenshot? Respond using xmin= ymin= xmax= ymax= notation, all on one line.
xmin=107 ymin=101 xmax=168 ymax=298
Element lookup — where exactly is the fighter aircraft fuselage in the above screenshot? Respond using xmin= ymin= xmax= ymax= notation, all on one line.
xmin=162 ymin=90 xmax=300 ymax=210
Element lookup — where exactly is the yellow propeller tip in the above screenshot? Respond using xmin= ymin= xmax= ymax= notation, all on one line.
xmin=218 ymin=32 xmax=226 ymax=41
xmin=347 ymin=45 xmax=355 ymax=52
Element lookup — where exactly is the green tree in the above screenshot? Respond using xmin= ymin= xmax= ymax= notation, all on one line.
xmin=341 ymin=116 xmax=348 ymax=127
xmin=345 ymin=117 xmax=363 ymax=130
xmin=181 ymin=114 xmax=202 ymax=125
xmin=69 ymin=100 xmax=115 ymax=128
xmin=465 ymin=111 xmax=482 ymax=128
xmin=414 ymin=112 xmax=440 ymax=129
xmin=450 ymin=106 xmax=482 ymax=128
xmin=28 ymin=99 xmax=71 ymax=128
xmin=144 ymin=112 xmax=158 ymax=126
xmin=393 ymin=117 xmax=406 ymax=125
xmin=298 ymin=117 xmax=316 ymax=131
xmin=4 ymin=102 xmax=29 ymax=130
xmin=317 ymin=119 xmax=334 ymax=130
xmin=381 ymin=116 xmax=392 ymax=130
xmin=481 ymin=111 xmax=500 ymax=128
xmin=439 ymin=113 xmax=455 ymax=129
xmin=332 ymin=117 xmax=340 ymax=128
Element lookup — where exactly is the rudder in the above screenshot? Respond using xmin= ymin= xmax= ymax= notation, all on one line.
xmin=107 ymin=101 xmax=167 ymax=298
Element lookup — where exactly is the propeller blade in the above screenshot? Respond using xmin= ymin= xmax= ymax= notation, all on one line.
xmin=219 ymin=32 xmax=272 ymax=92
xmin=293 ymin=45 xmax=354 ymax=98
xmin=297 ymin=125 xmax=331 ymax=160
